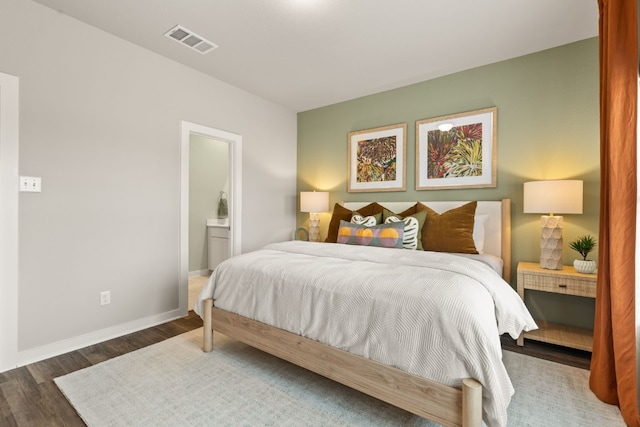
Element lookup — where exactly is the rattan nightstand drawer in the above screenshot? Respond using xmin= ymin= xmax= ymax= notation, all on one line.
xmin=520 ymin=274 xmax=596 ymax=297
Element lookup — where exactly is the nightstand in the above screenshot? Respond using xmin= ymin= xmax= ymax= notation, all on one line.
xmin=517 ymin=261 xmax=597 ymax=351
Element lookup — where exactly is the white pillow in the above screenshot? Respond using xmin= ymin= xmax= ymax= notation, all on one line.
xmin=473 ymin=214 xmax=488 ymax=254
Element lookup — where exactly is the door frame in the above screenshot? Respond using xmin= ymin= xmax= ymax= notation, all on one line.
xmin=180 ymin=121 xmax=242 ymax=316
xmin=0 ymin=72 xmax=19 ymax=373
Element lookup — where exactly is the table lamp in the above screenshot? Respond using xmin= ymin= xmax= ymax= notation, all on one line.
xmin=523 ymin=180 xmax=583 ymax=270
xmin=300 ymin=191 xmax=329 ymax=242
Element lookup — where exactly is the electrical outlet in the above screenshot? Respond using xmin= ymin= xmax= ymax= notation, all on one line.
xmin=100 ymin=291 xmax=111 ymax=306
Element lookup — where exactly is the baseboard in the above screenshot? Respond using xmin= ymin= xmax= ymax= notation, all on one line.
xmin=16 ymin=309 xmax=183 ymax=368
xmin=189 ymin=269 xmax=211 ymax=277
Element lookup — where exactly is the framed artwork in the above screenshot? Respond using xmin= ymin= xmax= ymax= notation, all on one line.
xmin=347 ymin=123 xmax=407 ymax=193
xmin=416 ymin=107 xmax=497 ymax=190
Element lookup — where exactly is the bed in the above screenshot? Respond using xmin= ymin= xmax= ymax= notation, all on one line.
xmin=195 ymin=199 xmax=536 ymax=427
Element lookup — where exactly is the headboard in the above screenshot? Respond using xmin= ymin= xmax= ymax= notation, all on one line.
xmin=341 ymin=199 xmax=511 ymax=282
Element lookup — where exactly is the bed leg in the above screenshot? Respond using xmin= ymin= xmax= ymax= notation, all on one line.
xmin=202 ymin=298 xmax=213 ymax=352
xmin=462 ymin=378 xmax=482 ymax=427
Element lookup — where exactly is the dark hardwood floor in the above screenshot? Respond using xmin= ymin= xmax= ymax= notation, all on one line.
xmin=0 ymin=311 xmax=203 ymax=427
xmin=500 ymin=335 xmax=591 ymax=370
xmin=0 ymin=312 xmax=590 ymax=426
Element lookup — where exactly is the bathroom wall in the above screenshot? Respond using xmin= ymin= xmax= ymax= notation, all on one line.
xmin=189 ymin=135 xmax=229 ymax=273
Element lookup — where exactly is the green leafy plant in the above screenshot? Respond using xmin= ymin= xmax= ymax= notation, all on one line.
xmin=569 ymin=235 xmax=597 ymax=260
xmin=427 ymin=130 xmax=457 ymax=178
xmin=443 ymin=139 xmax=482 ymax=178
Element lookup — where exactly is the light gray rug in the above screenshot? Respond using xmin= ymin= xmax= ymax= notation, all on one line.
xmin=55 ymin=329 xmax=624 ymax=427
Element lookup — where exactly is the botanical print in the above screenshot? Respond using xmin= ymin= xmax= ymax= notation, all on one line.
xmin=416 ymin=107 xmax=496 ymax=190
xmin=348 ymin=123 xmax=406 ymax=192
xmin=427 ymin=123 xmax=482 ymax=179
xmin=356 ymin=136 xmax=397 ymax=182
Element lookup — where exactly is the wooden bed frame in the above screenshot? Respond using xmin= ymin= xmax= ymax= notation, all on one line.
xmin=202 ymin=199 xmax=511 ymax=427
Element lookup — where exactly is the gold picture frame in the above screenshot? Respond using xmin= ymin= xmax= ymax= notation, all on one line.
xmin=416 ymin=107 xmax=497 ymax=190
xmin=347 ymin=123 xmax=407 ymax=193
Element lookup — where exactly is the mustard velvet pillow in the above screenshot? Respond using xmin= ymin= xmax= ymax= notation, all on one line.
xmin=417 ymin=201 xmax=478 ymax=254
xmin=325 ymin=202 xmax=384 ymax=243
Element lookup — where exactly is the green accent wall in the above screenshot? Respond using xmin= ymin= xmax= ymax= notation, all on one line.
xmin=297 ymin=38 xmax=599 ymax=330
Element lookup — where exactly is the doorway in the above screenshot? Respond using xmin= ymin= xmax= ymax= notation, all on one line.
xmin=0 ymin=71 xmax=19 ymax=373
xmin=188 ymin=134 xmax=229 ymax=275
xmin=179 ymin=121 xmax=242 ymax=316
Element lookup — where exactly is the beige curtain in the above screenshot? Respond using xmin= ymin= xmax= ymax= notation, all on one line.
xmin=589 ymin=1 xmax=639 ymax=425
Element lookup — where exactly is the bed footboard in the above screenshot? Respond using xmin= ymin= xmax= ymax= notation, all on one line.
xmin=200 ymin=298 xmax=482 ymax=427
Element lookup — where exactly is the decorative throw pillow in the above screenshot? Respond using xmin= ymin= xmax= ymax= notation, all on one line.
xmin=417 ymin=201 xmax=478 ymax=254
xmin=337 ymin=220 xmax=404 ymax=249
xmin=382 ymin=209 xmax=426 ymax=250
xmin=325 ymin=202 xmax=384 ymax=243
xmin=351 ymin=211 xmax=382 ymax=227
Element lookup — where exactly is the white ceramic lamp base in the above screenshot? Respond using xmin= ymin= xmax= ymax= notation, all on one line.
xmin=539 ymin=215 xmax=563 ymax=270
xmin=308 ymin=213 xmax=321 ymax=242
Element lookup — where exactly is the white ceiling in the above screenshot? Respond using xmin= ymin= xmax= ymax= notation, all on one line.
xmin=33 ymin=0 xmax=598 ymax=112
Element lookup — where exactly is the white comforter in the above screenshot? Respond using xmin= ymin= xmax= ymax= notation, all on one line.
xmin=195 ymin=241 xmax=537 ymax=427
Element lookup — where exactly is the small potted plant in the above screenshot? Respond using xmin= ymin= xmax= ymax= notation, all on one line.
xmin=569 ymin=235 xmax=597 ymax=274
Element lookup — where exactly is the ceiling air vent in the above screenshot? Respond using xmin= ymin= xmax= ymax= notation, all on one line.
xmin=164 ymin=25 xmax=218 ymax=55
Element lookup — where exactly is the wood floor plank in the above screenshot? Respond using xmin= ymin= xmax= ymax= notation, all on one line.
xmin=77 ymin=335 xmax=143 ymax=365
xmin=77 ymin=341 xmax=130 ymax=366
xmin=36 ymin=381 xmax=85 ymax=426
xmin=0 ymin=365 xmax=29 ymax=385
xmin=27 ymin=351 xmax=92 ymax=385
xmin=0 ymin=383 xmax=19 ymax=427
xmin=500 ymin=335 xmax=591 ymax=370
xmin=1 ymin=375 xmax=52 ymax=426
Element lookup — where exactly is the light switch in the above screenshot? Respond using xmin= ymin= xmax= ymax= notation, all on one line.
xmin=19 ymin=176 xmax=41 ymax=192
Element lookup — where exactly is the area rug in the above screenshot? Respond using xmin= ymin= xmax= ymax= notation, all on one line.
xmin=55 ymin=328 xmax=624 ymax=426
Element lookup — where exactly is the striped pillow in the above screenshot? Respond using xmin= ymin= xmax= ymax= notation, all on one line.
xmin=383 ymin=209 xmax=427 ymax=250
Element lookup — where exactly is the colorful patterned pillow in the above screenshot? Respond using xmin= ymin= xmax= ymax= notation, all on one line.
xmin=325 ymin=203 xmax=385 ymax=243
xmin=382 ymin=209 xmax=426 ymax=250
xmin=337 ymin=220 xmax=404 ymax=249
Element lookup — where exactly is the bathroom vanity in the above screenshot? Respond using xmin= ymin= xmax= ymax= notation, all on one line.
xmin=207 ymin=219 xmax=229 ymax=271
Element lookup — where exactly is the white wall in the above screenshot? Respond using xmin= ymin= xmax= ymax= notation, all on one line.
xmin=0 ymin=71 xmax=20 ymax=372
xmin=0 ymin=0 xmax=297 ymax=357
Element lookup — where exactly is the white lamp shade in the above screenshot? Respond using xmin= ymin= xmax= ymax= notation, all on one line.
xmin=300 ymin=191 xmax=329 ymax=213
xmin=523 ymin=180 xmax=583 ymax=215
